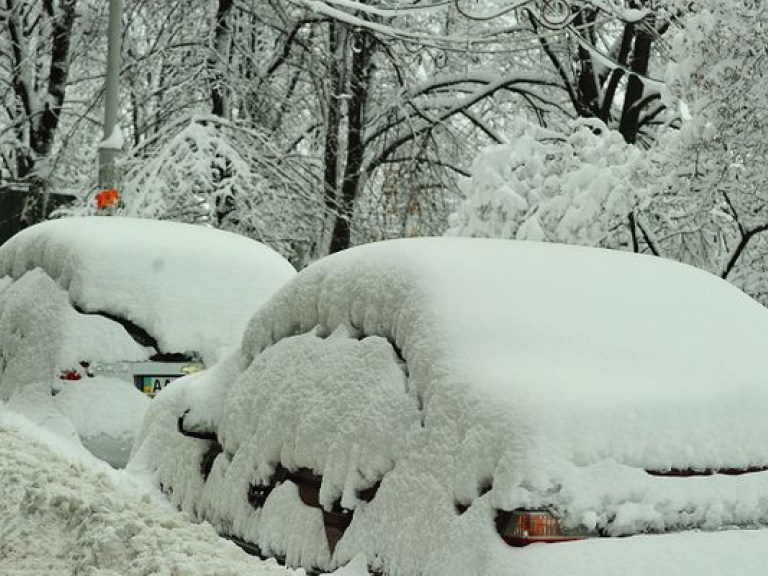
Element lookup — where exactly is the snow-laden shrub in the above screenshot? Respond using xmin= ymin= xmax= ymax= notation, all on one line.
xmin=448 ymin=117 xmax=659 ymax=250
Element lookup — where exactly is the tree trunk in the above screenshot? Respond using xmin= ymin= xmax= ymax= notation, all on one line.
xmin=322 ymin=20 xmax=345 ymax=244
xmin=209 ymin=0 xmax=234 ymax=119
xmin=619 ymin=25 xmax=654 ymax=143
xmin=6 ymin=0 xmax=78 ymax=223
xmin=328 ymin=28 xmax=373 ymax=254
xmin=573 ymin=9 xmax=600 ymax=119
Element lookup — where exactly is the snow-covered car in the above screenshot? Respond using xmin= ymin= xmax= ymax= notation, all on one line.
xmin=0 ymin=216 xmax=296 ymax=466
xmin=130 ymin=238 xmax=768 ymax=575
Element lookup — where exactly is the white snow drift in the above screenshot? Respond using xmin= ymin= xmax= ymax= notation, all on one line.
xmin=131 ymin=237 xmax=768 ymax=575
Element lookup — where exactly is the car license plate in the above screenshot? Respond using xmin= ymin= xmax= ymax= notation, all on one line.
xmin=138 ymin=375 xmax=179 ymax=397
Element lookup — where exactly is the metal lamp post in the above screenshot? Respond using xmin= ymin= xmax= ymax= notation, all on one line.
xmin=97 ymin=0 xmax=123 ymax=191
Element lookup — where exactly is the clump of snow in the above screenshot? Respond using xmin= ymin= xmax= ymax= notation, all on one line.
xmin=99 ymin=125 xmax=124 ymax=150
xmin=0 ymin=216 xmax=296 ymax=364
xmin=4 ymin=382 xmax=88 ymax=459
xmin=132 ymin=238 xmax=768 ymax=575
xmin=53 ymin=376 xmax=150 ymax=468
xmin=132 ymin=329 xmax=421 ymax=570
xmin=218 ymin=328 xmax=420 ymax=506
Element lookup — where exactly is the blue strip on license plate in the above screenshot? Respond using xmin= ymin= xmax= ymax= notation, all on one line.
xmin=140 ymin=375 xmax=178 ymax=396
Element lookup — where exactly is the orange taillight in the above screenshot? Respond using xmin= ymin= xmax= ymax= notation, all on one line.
xmin=497 ymin=509 xmax=586 ymax=547
xmin=515 ymin=511 xmax=561 ymax=538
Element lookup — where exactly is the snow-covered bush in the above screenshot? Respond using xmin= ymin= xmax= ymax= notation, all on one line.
xmin=450 ymin=3 xmax=768 ymax=307
xmin=448 ymin=117 xmax=660 ymax=251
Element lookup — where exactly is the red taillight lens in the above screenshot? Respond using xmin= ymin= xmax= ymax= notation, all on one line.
xmin=497 ymin=510 xmax=586 ymax=547
xmin=58 ymin=361 xmax=94 ymax=381
xmin=59 ymin=369 xmax=82 ymax=381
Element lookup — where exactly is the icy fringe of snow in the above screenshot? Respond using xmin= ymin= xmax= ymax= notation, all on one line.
xmin=132 ymin=238 xmax=768 ymax=576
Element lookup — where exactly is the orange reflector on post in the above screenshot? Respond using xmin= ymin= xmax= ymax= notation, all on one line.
xmin=96 ymin=188 xmax=120 ymax=210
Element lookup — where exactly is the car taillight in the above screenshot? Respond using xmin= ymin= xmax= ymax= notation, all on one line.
xmin=58 ymin=361 xmax=94 ymax=381
xmin=496 ymin=509 xmax=586 ymax=547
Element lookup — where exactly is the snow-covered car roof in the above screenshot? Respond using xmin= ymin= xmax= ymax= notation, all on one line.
xmin=132 ymin=238 xmax=768 ymax=575
xmin=0 ymin=216 xmax=296 ymax=361
xmin=242 ymin=237 xmax=768 ymax=471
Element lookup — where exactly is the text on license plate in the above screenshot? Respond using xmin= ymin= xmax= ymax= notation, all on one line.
xmin=138 ymin=375 xmax=180 ymax=397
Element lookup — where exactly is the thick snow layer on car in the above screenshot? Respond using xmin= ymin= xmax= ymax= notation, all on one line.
xmin=0 ymin=216 xmax=296 ymax=363
xmin=510 ymin=529 xmax=768 ymax=576
xmin=133 ymin=331 xmax=422 ymax=570
xmin=132 ymin=238 xmax=768 ymax=575
xmin=241 ymin=238 xmax=768 ymax=471
xmin=7 ymin=401 xmax=768 ymax=576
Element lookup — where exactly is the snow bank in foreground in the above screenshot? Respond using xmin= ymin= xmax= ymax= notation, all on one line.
xmin=0 ymin=217 xmax=296 ymax=363
xmin=132 ymin=238 xmax=768 ymax=575
xmin=0 ymin=417 xmax=299 ymax=576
